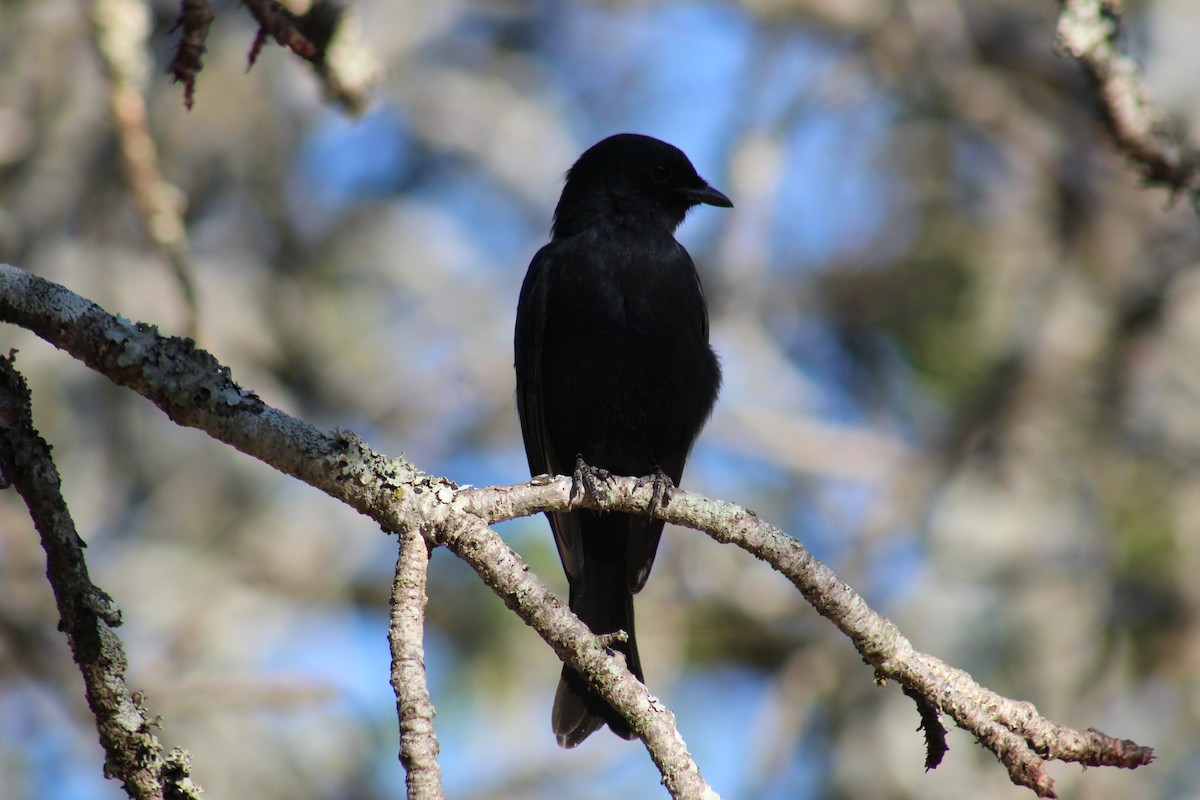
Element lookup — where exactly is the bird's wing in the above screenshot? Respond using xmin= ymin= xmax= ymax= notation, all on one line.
xmin=515 ymin=246 xmax=552 ymax=480
xmin=515 ymin=245 xmax=586 ymax=581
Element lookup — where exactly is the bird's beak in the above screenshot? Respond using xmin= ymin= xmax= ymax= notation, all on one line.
xmin=680 ymin=183 xmax=733 ymax=208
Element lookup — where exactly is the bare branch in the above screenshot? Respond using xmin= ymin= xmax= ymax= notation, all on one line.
xmin=435 ymin=510 xmax=720 ymax=800
xmin=240 ymin=0 xmax=370 ymax=113
xmin=389 ymin=529 xmax=445 ymax=800
xmin=0 ymin=262 xmax=720 ymax=799
xmin=459 ymin=478 xmax=1155 ymax=797
xmin=163 ymin=0 xmax=373 ymax=112
xmin=0 ymin=262 xmax=1152 ymax=797
xmin=166 ymin=0 xmax=215 ymax=110
xmin=0 ymin=353 xmax=203 ymax=800
xmin=1056 ymin=0 xmax=1200 ymax=207
xmin=0 ymin=262 xmax=407 ymax=504
xmin=92 ymin=0 xmax=199 ymax=335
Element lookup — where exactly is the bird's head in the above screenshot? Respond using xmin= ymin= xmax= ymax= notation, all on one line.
xmin=552 ymin=133 xmax=732 ymax=239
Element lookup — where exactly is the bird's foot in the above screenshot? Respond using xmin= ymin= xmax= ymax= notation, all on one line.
xmin=637 ymin=465 xmax=676 ymax=519
xmin=570 ymin=455 xmax=614 ymax=509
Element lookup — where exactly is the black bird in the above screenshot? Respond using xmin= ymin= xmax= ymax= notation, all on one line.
xmin=514 ymin=133 xmax=730 ymax=747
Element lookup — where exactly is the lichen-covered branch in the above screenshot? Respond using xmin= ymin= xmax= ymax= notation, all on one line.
xmin=0 ymin=262 xmax=1152 ymax=797
xmin=459 ymin=477 xmax=1154 ymax=798
xmin=435 ymin=510 xmax=719 ymax=800
xmin=0 ymin=262 xmax=718 ymax=800
xmin=0 ymin=354 xmax=203 ymax=800
xmin=1056 ymin=0 xmax=1200 ymax=207
xmin=389 ymin=529 xmax=444 ymax=800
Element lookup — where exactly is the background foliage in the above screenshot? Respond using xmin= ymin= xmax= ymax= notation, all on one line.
xmin=1 ymin=0 xmax=1197 ymax=798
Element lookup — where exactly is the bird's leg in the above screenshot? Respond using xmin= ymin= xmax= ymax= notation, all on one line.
xmin=637 ymin=464 xmax=676 ymax=519
xmin=570 ymin=454 xmax=614 ymax=509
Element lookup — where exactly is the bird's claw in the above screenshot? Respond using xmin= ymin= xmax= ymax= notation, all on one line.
xmin=637 ymin=465 xmax=676 ymax=519
xmin=570 ymin=455 xmax=614 ymax=509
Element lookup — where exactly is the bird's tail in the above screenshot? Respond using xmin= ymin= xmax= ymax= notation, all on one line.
xmin=552 ymin=526 xmax=643 ymax=748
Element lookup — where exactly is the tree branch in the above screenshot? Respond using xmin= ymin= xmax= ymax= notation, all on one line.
xmin=0 ymin=262 xmax=1152 ymax=797
xmin=240 ymin=0 xmax=369 ymax=113
xmin=1056 ymin=0 xmax=1200 ymax=207
xmin=0 ymin=353 xmax=203 ymax=800
xmin=0 ymin=262 xmax=719 ymax=799
xmin=435 ymin=509 xmax=718 ymax=800
xmin=166 ymin=0 xmax=215 ymax=109
xmin=165 ymin=0 xmax=373 ymax=112
xmin=389 ymin=528 xmax=444 ymax=800
xmin=93 ymin=0 xmax=199 ymax=335
xmin=460 ymin=476 xmax=1154 ymax=797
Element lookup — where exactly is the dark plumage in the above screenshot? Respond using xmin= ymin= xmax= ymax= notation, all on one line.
xmin=514 ymin=133 xmax=729 ymax=747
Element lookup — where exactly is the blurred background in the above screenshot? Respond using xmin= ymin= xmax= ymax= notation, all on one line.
xmin=1 ymin=0 xmax=1199 ymax=797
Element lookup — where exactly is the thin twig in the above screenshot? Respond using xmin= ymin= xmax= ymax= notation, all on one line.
xmin=92 ymin=0 xmax=199 ymax=336
xmin=167 ymin=0 xmax=216 ymax=109
xmin=239 ymin=0 xmax=371 ymax=113
xmin=1056 ymin=0 xmax=1200 ymax=209
xmin=389 ymin=528 xmax=445 ymax=800
xmin=0 ymin=353 xmax=203 ymax=800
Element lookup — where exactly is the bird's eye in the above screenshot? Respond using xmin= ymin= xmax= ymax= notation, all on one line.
xmin=650 ymin=164 xmax=669 ymax=184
